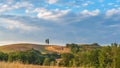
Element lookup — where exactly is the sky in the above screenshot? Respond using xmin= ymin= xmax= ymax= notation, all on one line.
xmin=0 ymin=0 xmax=120 ymax=45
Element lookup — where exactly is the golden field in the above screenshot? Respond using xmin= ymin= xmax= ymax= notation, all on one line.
xmin=0 ymin=43 xmax=70 ymax=54
xmin=0 ymin=62 xmax=66 ymax=68
xmin=0 ymin=62 xmax=84 ymax=68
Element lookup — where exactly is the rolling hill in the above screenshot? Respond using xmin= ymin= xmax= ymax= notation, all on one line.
xmin=0 ymin=43 xmax=70 ymax=54
xmin=0 ymin=43 xmax=100 ymax=54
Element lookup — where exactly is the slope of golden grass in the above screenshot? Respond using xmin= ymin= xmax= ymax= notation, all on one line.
xmin=0 ymin=62 xmax=84 ymax=68
xmin=0 ymin=43 xmax=46 ymax=53
xmin=0 ymin=62 xmax=63 ymax=68
xmin=0 ymin=43 xmax=70 ymax=54
xmin=45 ymin=45 xmax=70 ymax=54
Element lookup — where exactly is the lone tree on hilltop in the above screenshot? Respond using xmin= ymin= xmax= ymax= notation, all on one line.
xmin=45 ymin=38 xmax=49 ymax=44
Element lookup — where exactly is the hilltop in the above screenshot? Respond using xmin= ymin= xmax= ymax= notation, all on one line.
xmin=0 ymin=43 xmax=70 ymax=54
xmin=0 ymin=43 xmax=100 ymax=54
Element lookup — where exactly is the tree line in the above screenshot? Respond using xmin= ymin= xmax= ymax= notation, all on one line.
xmin=59 ymin=43 xmax=120 ymax=68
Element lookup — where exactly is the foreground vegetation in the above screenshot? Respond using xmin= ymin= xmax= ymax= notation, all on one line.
xmin=0 ymin=43 xmax=120 ymax=68
xmin=0 ymin=62 xmax=74 ymax=68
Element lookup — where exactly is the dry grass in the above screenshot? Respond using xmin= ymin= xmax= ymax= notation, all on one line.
xmin=0 ymin=43 xmax=70 ymax=54
xmin=0 ymin=43 xmax=46 ymax=53
xmin=0 ymin=62 xmax=92 ymax=68
xmin=45 ymin=46 xmax=70 ymax=54
xmin=0 ymin=62 xmax=75 ymax=68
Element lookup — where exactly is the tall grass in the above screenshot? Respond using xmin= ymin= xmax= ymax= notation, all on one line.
xmin=0 ymin=62 xmax=82 ymax=68
xmin=0 ymin=61 xmax=92 ymax=68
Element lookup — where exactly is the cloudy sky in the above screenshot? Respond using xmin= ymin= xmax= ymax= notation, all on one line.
xmin=0 ymin=0 xmax=120 ymax=45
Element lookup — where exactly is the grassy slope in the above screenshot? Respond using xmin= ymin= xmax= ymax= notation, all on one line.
xmin=0 ymin=43 xmax=70 ymax=54
xmin=0 ymin=43 xmax=100 ymax=54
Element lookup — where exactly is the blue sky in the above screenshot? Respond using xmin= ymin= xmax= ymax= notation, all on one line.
xmin=0 ymin=0 xmax=120 ymax=45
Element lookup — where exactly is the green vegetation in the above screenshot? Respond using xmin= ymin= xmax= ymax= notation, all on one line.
xmin=0 ymin=48 xmax=60 ymax=66
xmin=0 ymin=43 xmax=120 ymax=68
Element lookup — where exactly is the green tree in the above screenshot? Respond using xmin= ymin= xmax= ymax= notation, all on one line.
xmin=116 ymin=45 xmax=120 ymax=68
xmin=45 ymin=38 xmax=49 ymax=44
xmin=59 ymin=53 xmax=74 ymax=67
xmin=111 ymin=43 xmax=118 ymax=68
xmin=98 ymin=46 xmax=112 ymax=68
xmin=43 ymin=58 xmax=51 ymax=66
xmin=66 ymin=43 xmax=80 ymax=53
xmin=0 ymin=52 xmax=8 ymax=61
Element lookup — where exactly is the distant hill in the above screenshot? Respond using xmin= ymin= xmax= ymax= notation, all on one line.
xmin=0 ymin=43 xmax=70 ymax=54
xmin=0 ymin=43 xmax=101 ymax=54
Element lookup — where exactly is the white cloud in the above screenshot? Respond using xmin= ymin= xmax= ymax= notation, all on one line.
xmin=47 ymin=0 xmax=58 ymax=4
xmin=0 ymin=2 xmax=33 ymax=13
xmin=13 ymin=2 xmax=33 ymax=9
xmin=0 ymin=4 xmax=10 ymax=12
xmin=33 ymin=8 xmax=47 ymax=13
xmin=81 ymin=1 xmax=94 ymax=7
xmin=81 ymin=9 xmax=100 ymax=16
xmin=6 ymin=0 xmax=14 ymax=4
xmin=35 ymin=8 xmax=70 ymax=20
xmin=106 ymin=8 xmax=120 ymax=17
xmin=0 ymin=18 xmax=39 ymax=31
xmin=82 ymin=3 xmax=88 ymax=7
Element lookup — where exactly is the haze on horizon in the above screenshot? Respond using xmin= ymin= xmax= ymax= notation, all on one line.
xmin=0 ymin=0 xmax=120 ymax=45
